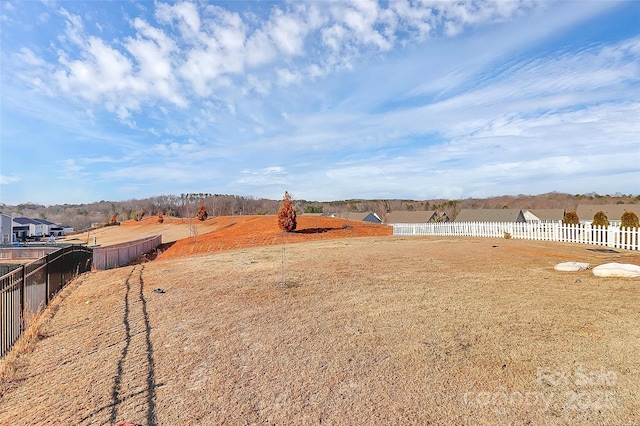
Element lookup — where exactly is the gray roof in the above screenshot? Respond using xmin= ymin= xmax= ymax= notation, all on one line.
xmin=454 ymin=209 xmax=526 ymax=223
xmin=385 ymin=210 xmax=438 ymax=224
xmin=525 ymin=209 xmax=566 ymax=221
xmin=13 ymin=217 xmax=36 ymax=225
xmin=340 ymin=212 xmax=381 ymax=223
xmin=576 ymin=204 xmax=640 ymax=222
xmin=36 ymin=218 xmax=57 ymax=225
xmin=13 ymin=217 xmax=58 ymax=226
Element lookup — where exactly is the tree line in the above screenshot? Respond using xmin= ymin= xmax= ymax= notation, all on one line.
xmin=0 ymin=191 xmax=637 ymax=232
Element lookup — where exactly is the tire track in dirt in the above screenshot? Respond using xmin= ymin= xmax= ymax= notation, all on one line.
xmin=109 ymin=265 xmax=157 ymax=425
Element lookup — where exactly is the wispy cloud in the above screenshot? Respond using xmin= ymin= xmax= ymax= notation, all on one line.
xmin=0 ymin=0 xmax=637 ymax=205
xmin=0 ymin=175 xmax=21 ymax=185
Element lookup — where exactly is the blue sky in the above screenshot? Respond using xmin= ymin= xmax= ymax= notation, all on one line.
xmin=1 ymin=0 xmax=639 ymax=206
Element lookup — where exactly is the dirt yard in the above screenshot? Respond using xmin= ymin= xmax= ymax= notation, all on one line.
xmin=2 ymin=216 xmax=640 ymax=425
xmin=59 ymin=214 xmax=393 ymax=256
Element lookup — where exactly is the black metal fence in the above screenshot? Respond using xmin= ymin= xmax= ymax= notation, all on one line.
xmin=1 ymin=245 xmax=93 ymax=358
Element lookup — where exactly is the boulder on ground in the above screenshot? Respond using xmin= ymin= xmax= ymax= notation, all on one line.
xmin=554 ymin=262 xmax=590 ymax=272
xmin=592 ymin=263 xmax=640 ymax=278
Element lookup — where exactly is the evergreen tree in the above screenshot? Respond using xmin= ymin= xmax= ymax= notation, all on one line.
xmin=621 ymin=211 xmax=639 ymax=228
xmin=196 ymin=201 xmax=208 ymax=221
xmin=277 ymin=191 xmax=297 ymax=232
xmin=563 ymin=211 xmax=579 ymax=225
xmin=592 ymin=211 xmax=609 ymax=227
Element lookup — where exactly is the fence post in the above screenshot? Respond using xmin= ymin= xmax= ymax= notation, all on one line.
xmin=45 ymin=254 xmax=50 ymax=305
xmin=19 ymin=265 xmax=25 ymax=332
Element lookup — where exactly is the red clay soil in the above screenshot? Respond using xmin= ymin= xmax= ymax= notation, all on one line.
xmin=157 ymin=215 xmax=392 ymax=259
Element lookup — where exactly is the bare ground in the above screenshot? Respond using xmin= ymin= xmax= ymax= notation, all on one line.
xmin=2 ymin=232 xmax=640 ymax=425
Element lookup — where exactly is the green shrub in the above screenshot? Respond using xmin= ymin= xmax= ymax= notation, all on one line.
xmin=304 ymin=205 xmax=323 ymax=214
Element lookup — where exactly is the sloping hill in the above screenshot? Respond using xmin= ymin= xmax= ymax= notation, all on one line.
xmin=1 ymin=237 xmax=639 ymax=424
xmin=158 ymin=215 xmax=392 ymax=259
xmin=59 ymin=215 xmax=393 ymax=259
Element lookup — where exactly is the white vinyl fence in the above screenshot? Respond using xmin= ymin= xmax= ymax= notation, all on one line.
xmin=392 ymin=222 xmax=639 ymax=251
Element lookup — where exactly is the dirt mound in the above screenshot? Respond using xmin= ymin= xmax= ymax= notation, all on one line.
xmin=157 ymin=215 xmax=392 ymax=259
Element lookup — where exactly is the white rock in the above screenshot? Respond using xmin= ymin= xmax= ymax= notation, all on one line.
xmin=592 ymin=263 xmax=640 ymax=278
xmin=554 ymin=262 xmax=590 ymax=272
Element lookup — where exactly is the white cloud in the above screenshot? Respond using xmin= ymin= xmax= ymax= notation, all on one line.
xmin=10 ymin=0 xmax=551 ymax=126
xmin=59 ymin=158 xmax=86 ymax=180
xmin=0 ymin=175 xmax=20 ymax=185
xmin=267 ymin=8 xmax=309 ymax=56
xmin=155 ymin=1 xmax=201 ymax=37
xmin=2 ymin=0 xmax=637 ymax=205
xmin=126 ymin=18 xmax=186 ymax=107
xmin=276 ymin=68 xmax=301 ymax=86
xmin=245 ymin=29 xmax=277 ymax=67
xmin=236 ymin=166 xmax=289 ymax=187
xmin=177 ymin=6 xmax=248 ymax=96
xmin=58 ymin=7 xmax=85 ymax=46
xmin=331 ymin=0 xmax=392 ymax=50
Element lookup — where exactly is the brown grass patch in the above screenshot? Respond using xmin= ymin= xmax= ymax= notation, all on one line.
xmin=1 ymin=236 xmax=639 ymax=424
xmin=0 ymin=273 xmax=88 ymax=398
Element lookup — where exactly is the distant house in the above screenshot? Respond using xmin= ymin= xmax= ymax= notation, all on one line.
xmin=437 ymin=212 xmax=451 ymax=222
xmin=454 ymin=209 xmax=526 ymax=223
xmin=1 ymin=212 xmax=13 ymax=245
xmin=13 ymin=217 xmax=45 ymax=238
xmin=12 ymin=224 xmax=29 ymax=241
xmin=11 ymin=217 xmax=67 ymax=239
xmin=340 ymin=212 xmax=382 ymax=224
xmin=524 ymin=209 xmax=565 ymax=224
xmin=576 ymin=204 xmax=640 ymax=225
xmin=40 ymin=219 xmax=65 ymax=236
xmin=385 ymin=210 xmax=447 ymax=224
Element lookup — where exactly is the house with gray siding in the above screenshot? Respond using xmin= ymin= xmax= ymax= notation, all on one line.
xmin=524 ymin=209 xmax=565 ymax=224
xmin=1 ymin=212 xmax=14 ymax=245
xmin=11 ymin=217 xmax=67 ymax=239
xmin=576 ymin=204 xmax=640 ymax=225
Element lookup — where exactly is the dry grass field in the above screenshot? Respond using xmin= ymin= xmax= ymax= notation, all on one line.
xmin=2 ymin=217 xmax=640 ymax=425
